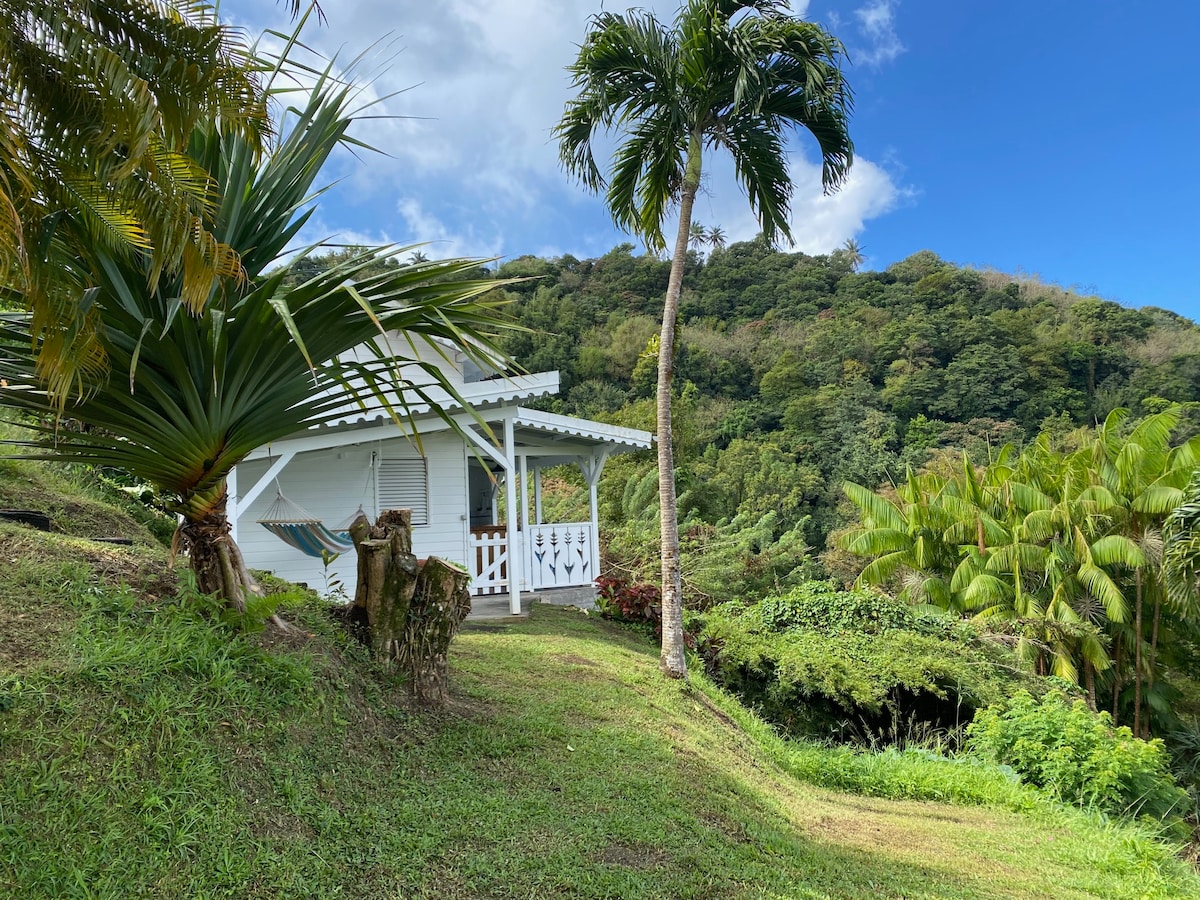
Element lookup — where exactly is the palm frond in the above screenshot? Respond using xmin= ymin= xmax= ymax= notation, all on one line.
xmin=842 ymin=481 xmax=906 ymax=531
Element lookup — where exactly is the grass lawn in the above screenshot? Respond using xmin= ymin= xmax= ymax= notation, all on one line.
xmin=0 ymin=518 xmax=1197 ymax=898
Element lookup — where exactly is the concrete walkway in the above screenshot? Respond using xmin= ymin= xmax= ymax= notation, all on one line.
xmin=466 ymin=586 xmax=597 ymax=621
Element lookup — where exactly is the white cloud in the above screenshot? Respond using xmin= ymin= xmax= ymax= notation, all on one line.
xmin=681 ymin=153 xmax=912 ymax=256
xmin=397 ymin=198 xmax=504 ymax=261
xmin=853 ymin=0 xmax=906 ymax=67
xmin=223 ymin=1 xmax=903 ymax=262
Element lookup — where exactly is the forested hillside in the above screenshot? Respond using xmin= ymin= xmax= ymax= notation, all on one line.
xmin=492 ymin=240 xmax=1200 ymax=568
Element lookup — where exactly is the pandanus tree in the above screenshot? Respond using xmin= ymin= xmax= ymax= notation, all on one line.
xmin=556 ymin=0 xmax=853 ymax=677
xmin=0 ymin=59 xmax=512 ymax=612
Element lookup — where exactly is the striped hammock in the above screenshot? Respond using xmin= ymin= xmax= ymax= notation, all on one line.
xmin=257 ymin=490 xmax=356 ymax=557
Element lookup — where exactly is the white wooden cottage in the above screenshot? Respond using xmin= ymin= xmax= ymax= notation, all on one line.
xmin=229 ymin=336 xmax=652 ymax=613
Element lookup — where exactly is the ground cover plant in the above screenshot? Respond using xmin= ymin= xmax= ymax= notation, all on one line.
xmin=2 ymin=478 xmax=1199 ymax=898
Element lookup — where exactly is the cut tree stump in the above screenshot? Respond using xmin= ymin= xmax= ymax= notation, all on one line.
xmin=349 ymin=508 xmax=472 ymax=708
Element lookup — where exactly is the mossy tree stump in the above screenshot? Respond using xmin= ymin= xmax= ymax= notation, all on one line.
xmin=349 ymin=508 xmax=472 ymax=708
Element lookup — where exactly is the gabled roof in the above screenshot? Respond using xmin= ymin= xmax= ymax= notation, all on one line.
xmin=320 ymin=371 xmax=560 ymax=430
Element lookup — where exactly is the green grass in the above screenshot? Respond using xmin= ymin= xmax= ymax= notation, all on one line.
xmin=0 ymin=490 xmax=1197 ymax=897
xmin=0 ymin=440 xmax=175 ymax=546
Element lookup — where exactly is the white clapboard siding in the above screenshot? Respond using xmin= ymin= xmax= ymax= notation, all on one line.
xmin=234 ymin=432 xmax=468 ymax=594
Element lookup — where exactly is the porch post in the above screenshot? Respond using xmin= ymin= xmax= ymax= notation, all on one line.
xmin=504 ymin=418 xmax=522 ymax=615
xmin=582 ymin=448 xmax=610 ymax=587
xmin=519 ymin=452 xmax=529 ymax=531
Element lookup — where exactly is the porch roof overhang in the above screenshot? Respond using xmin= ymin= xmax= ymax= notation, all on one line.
xmin=242 ymin=389 xmax=652 ymax=465
xmin=494 ymin=408 xmax=651 ymax=468
xmin=319 ymin=370 xmax=562 ymax=430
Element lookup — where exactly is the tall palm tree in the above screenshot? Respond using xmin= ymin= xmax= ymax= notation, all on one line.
xmin=1087 ymin=406 xmax=1200 ymax=733
xmin=556 ymin=0 xmax=853 ymax=677
xmin=688 ymin=221 xmax=708 ymax=252
xmin=0 ymin=60 xmax=513 ymax=613
xmin=706 ymin=225 xmax=727 ymax=252
xmin=841 ymin=238 xmax=864 ymax=271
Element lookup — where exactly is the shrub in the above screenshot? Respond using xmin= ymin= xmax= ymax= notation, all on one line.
xmin=595 ymin=576 xmax=662 ymax=631
xmin=758 ymin=581 xmax=915 ymax=633
xmin=697 ymin=583 xmax=1038 ymax=748
xmin=967 ymin=690 xmax=1188 ymax=822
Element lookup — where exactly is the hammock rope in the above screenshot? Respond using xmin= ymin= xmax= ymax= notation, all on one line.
xmin=257 ymin=489 xmax=356 ymax=557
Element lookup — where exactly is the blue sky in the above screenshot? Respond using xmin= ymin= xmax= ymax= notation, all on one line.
xmin=224 ymin=1 xmax=1200 ymax=321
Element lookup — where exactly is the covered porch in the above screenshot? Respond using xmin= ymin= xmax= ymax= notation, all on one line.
xmin=462 ymin=407 xmax=651 ymax=614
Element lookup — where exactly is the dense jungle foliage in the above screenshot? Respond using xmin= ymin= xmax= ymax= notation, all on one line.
xmin=490 ymin=239 xmax=1200 ymax=552
xmin=486 ymin=240 xmax=1200 ymax=744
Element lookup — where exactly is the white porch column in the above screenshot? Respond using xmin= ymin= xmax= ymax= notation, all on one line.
xmin=580 ymin=449 xmax=610 ymax=586
xmin=519 ymin=452 xmax=529 ymax=531
xmin=504 ymin=418 xmax=522 ymax=614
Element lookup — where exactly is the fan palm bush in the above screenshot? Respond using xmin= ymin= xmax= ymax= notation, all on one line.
xmin=0 ymin=53 xmax=513 ymax=613
xmin=841 ymin=407 xmax=1200 ymax=733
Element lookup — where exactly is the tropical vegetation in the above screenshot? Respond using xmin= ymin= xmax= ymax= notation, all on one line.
xmin=0 ymin=38 xmax=513 ymax=611
xmin=556 ymin=0 xmax=854 ymax=678
xmin=2 ymin=493 xmax=1198 ymax=897
xmin=0 ymin=1 xmax=290 ymax=398
xmin=4 ymin=0 xmax=1200 ymax=891
xmin=840 ymin=404 xmax=1200 ymax=737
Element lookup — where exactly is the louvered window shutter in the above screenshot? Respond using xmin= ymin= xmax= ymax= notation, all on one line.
xmin=378 ymin=458 xmax=429 ymax=525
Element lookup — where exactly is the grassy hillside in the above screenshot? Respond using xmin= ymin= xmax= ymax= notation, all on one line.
xmin=1 ymin=483 xmax=1198 ymax=898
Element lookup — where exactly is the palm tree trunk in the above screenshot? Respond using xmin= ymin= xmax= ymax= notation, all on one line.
xmin=177 ymin=484 xmax=262 ymax=615
xmin=1111 ymin=631 xmax=1122 ymax=725
xmin=657 ymin=135 xmax=702 ymax=680
xmin=1133 ymin=568 xmax=1144 ymax=737
xmin=1147 ymin=595 xmax=1162 ymax=738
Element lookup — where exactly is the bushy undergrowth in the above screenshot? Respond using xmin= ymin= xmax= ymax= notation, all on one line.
xmin=698 ymin=582 xmax=1042 ymax=747
xmin=967 ymin=690 xmax=1189 ymax=824
xmin=594 ymin=575 xmax=662 ymax=632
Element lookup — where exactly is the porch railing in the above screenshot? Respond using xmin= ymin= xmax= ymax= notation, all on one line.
xmin=468 ymin=522 xmax=598 ymax=595
xmin=524 ymin=522 xmax=595 ymax=591
xmin=468 ymin=525 xmax=508 ymax=596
